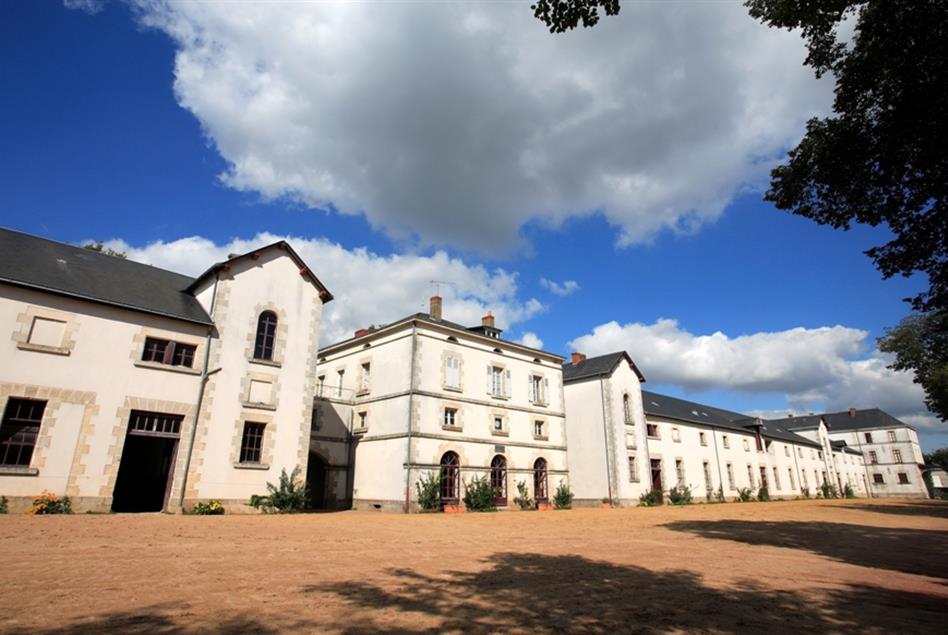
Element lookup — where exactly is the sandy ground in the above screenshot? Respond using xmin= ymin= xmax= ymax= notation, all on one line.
xmin=0 ymin=498 xmax=946 ymax=634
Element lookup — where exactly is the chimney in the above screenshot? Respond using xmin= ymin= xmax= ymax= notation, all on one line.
xmin=430 ymin=295 xmax=443 ymax=321
xmin=849 ymin=407 xmax=857 ymax=417
xmin=482 ymin=311 xmax=495 ymax=329
xmin=571 ymin=352 xmax=587 ymax=366
xmin=354 ymin=328 xmax=369 ymax=338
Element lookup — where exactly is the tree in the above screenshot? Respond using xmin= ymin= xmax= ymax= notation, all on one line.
xmin=531 ymin=0 xmax=620 ymax=34
xmin=924 ymin=447 xmax=948 ymax=471
xmin=879 ymin=310 xmax=948 ymax=421
xmin=83 ymin=241 xmax=127 ymax=259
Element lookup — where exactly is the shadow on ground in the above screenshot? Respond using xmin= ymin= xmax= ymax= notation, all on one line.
xmin=838 ymin=501 xmax=948 ymax=520
xmin=301 ymin=552 xmax=945 ymax=633
xmin=664 ymin=519 xmax=948 ymax=580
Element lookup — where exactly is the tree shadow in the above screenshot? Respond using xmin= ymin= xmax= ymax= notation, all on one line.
xmin=839 ymin=502 xmax=948 ymax=520
xmin=664 ymin=520 xmax=948 ymax=580
xmin=302 ymin=552 xmax=946 ymax=633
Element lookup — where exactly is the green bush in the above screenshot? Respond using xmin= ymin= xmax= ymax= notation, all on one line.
xmin=756 ymin=486 xmax=770 ymax=502
xmin=462 ymin=475 xmax=496 ymax=512
xmin=667 ymin=484 xmax=693 ymax=505
xmin=820 ymin=482 xmax=839 ymax=499
xmin=31 ymin=491 xmax=73 ymax=514
xmin=553 ymin=482 xmax=574 ymax=510
xmin=843 ymin=484 xmax=856 ymax=499
xmin=0 ymin=496 xmax=8 ymax=514
xmin=638 ymin=489 xmax=660 ymax=507
xmin=191 ymin=500 xmax=225 ymax=515
xmin=415 ymin=471 xmax=442 ymax=511
xmin=800 ymin=487 xmax=811 ymax=499
xmin=250 ymin=466 xmax=309 ymax=513
xmin=514 ymin=480 xmax=534 ymax=510
xmin=737 ymin=487 xmax=754 ymax=502
xmin=714 ymin=486 xmax=726 ymax=503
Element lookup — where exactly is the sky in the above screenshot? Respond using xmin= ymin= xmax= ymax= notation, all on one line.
xmin=2 ymin=1 xmax=944 ymax=450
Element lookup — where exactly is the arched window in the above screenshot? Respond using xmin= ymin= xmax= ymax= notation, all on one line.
xmin=490 ymin=455 xmax=507 ymax=506
xmin=254 ymin=311 xmax=277 ymax=360
xmin=534 ymin=458 xmax=548 ymax=502
xmin=623 ymin=393 xmax=632 ymax=424
xmin=440 ymin=452 xmax=460 ymax=503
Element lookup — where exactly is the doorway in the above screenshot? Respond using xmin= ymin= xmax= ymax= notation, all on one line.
xmin=112 ymin=410 xmax=182 ymax=512
xmin=306 ymin=452 xmax=328 ymax=509
xmin=650 ymin=458 xmax=664 ymax=504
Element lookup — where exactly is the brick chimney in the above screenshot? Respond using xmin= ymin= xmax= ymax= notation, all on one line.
xmin=571 ymin=352 xmax=587 ymax=365
xmin=354 ymin=328 xmax=369 ymax=338
xmin=849 ymin=407 xmax=857 ymax=417
xmin=482 ymin=311 xmax=495 ymax=328
xmin=430 ymin=295 xmax=442 ymax=321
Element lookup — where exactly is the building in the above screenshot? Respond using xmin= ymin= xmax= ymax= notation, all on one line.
xmin=315 ymin=296 xmax=568 ymax=511
xmin=0 ymin=228 xmax=331 ymax=512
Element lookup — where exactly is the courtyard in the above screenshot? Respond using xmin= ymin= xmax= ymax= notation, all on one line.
xmin=0 ymin=499 xmax=946 ymax=634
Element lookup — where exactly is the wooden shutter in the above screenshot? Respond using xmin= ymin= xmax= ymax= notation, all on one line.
xmin=543 ymin=378 xmax=549 ymax=404
xmin=504 ymin=369 xmax=512 ymax=398
xmin=487 ymin=364 xmax=493 ymax=394
xmin=528 ymin=376 xmax=536 ymax=402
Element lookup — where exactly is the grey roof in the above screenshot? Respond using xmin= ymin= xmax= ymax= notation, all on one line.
xmin=781 ymin=408 xmax=913 ymax=433
xmin=562 ymin=352 xmax=645 ymax=383
xmin=0 ymin=227 xmax=213 ymax=325
xmin=831 ymin=440 xmax=863 ymax=456
xmin=642 ymin=390 xmax=822 ymax=449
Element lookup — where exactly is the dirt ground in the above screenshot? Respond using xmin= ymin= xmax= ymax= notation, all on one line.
xmin=0 ymin=499 xmax=946 ymax=634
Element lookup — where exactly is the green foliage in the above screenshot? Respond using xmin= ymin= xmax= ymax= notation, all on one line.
xmin=462 ymin=475 xmax=496 ymax=512
xmin=250 ymin=466 xmax=309 ymax=513
xmin=879 ymin=312 xmax=948 ymax=421
xmin=553 ymin=482 xmax=574 ymax=510
xmin=191 ymin=500 xmax=225 ymax=515
xmin=925 ymin=447 xmax=948 ymax=471
xmin=801 ymin=487 xmax=811 ymax=499
xmin=843 ymin=484 xmax=856 ymax=499
xmin=415 ymin=471 xmax=442 ymax=511
xmin=820 ymin=482 xmax=839 ymax=499
xmin=756 ymin=486 xmax=770 ymax=502
xmin=714 ymin=486 xmax=726 ymax=503
xmin=31 ymin=491 xmax=73 ymax=514
xmin=638 ymin=489 xmax=660 ymax=507
xmin=514 ymin=481 xmax=534 ymax=510
xmin=82 ymin=242 xmax=127 ymax=259
xmin=737 ymin=487 xmax=754 ymax=502
xmin=667 ymin=484 xmax=693 ymax=505
xmin=531 ymin=0 xmax=621 ymax=33
xmin=0 ymin=496 xmax=8 ymax=514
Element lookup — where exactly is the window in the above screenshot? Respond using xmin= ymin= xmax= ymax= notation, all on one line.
xmin=623 ymin=393 xmax=632 ymax=424
xmin=490 ymin=455 xmax=507 ymax=506
xmin=488 ymin=365 xmax=510 ymax=398
xmin=772 ymin=467 xmax=781 ymax=490
xmin=801 ymin=470 xmax=808 ymax=488
xmin=675 ymin=458 xmax=684 ymax=485
xmin=628 ymin=455 xmax=639 ymax=482
xmin=534 ymin=420 xmax=545 ymax=438
xmin=798 ymin=447 xmax=803 ymax=458
xmin=702 ymin=461 xmax=712 ymax=492
xmin=440 ymin=452 xmax=460 ymax=502
xmin=27 ymin=316 xmax=66 ymax=347
xmin=864 ymin=432 xmax=873 ymax=443
xmin=747 ymin=464 xmax=755 ymax=487
xmin=869 ymin=450 xmax=878 ymax=464
xmin=646 ymin=423 xmax=660 ymax=438
xmin=699 ymin=432 xmax=707 ymax=446
xmin=492 ymin=415 xmax=505 ymax=433
xmin=743 ymin=439 xmax=750 ymax=452
xmin=444 ymin=355 xmax=461 ymax=389
xmin=810 ymin=449 xmax=815 ymax=459
xmin=239 ymin=422 xmax=265 ymax=464
xmin=0 ymin=398 xmax=46 ymax=466
xmin=444 ymin=408 xmax=458 ymax=428
xmin=784 ymin=445 xmax=790 ymax=457
xmin=528 ymin=374 xmax=548 ymax=404
xmin=317 ymin=375 xmax=325 ymax=397
xmin=755 ymin=434 xmax=764 ymax=452
xmin=128 ymin=410 xmax=182 ymax=436
xmin=722 ymin=435 xmax=730 ymax=449
xmin=672 ymin=427 xmax=681 ymax=443
xmin=887 ymin=430 xmax=897 ymax=442
xmin=534 ymin=458 xmax=548 ymax=501
xmin=873 ymin=473 xmax=885 ymax=484
xmin=818 ymin=451 xmax=823 ymax=460
xmin=788 ymin=468 xmax=795 ymax=490
xmin=357 ymin=411 xmax=367 ymax=430
xmin=898 ymin=472 xmax=910 ymax=484
xmin=142 ymin=337 xmax=196 ymax=368
xmin=726 ymin=463 xmax=735 ymax=490
xmin=336 ymin=370 xmax=345 ymax=397
xmin=359 ymin=362 xmax=370 ymax=394
xmin=892 ymin=449 xmax=903 ymax=463
xmin=253 ymin=311 xmax=278 ymax=360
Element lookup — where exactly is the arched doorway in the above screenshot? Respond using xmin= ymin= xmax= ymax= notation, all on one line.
xmin=306 ymin=452 xmax=328 ymax=509
xmin=440 ymin=452 xmax=460 ymax=505
xmin=490 ymin=455 xmax=507 ymax=506
xmin=533 ymin=458 xmax=548 ymax=503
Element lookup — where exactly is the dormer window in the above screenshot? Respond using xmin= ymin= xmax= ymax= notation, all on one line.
xmin=254 ymin=311 xmax=277 ymax=360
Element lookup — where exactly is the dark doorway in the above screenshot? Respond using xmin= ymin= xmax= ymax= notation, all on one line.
xmin=112 ymin=411 xmax=182 ymax=513
xmin=306 ymin=452 xmax=328 ymax=509
xmin=490 ymin=455 xmax=507 ymax=507
xmin=650 ymin=459 xmax=664 ymax=504
xmin=440 ymin=452 xmax=460 ymax=505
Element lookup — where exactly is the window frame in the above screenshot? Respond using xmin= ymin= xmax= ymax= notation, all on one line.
xmin=239 ymin=421 xmax=266 ymax=464
xmin=253 ymin=311 xmax=278 ymax=361
xmin=141 ymin=336 xmax=197 ymax=368
xmin=0 ymin=398 xmax=46 ymax=467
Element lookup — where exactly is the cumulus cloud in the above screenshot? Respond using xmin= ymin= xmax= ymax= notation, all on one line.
xmin=121 ymin=1 xmax=830 ymax=251
xmin=101 ymin=233 xmax=543 ymax=345
xmin=568 ymin=318 xmax=942 ymax=430
xmin=64 ymin=0 xmax=106 ymax=15
xmin=540 ymin=278 xmax=580 ymax=297
xmin=517 ymin=332 xmax=545 ymax=350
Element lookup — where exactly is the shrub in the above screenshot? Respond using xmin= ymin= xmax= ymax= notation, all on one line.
xmin=31 ymin=491 xmax=73 ymax=515
xmin=462 ymin=475 xmax=496 ymax=512
xmin=800 ymin=487 xmax=811 ymax=499
xmin=844 ymin=484 xmax=856 ymax=499
xmin=737 ymin=487 xmax=754 ymax=502
xmin=415 ymin=471 xmax=442 ymax=511
xmin=191 ymin=500 xmax=225 ymax=515
xmin=820 ymin=482 xmax=839 ymax=499
xmin=514 ymin=481 xmax=533 ymax=510
xmin=250 ymin=466 xmax=308 ymax=513
xmin=714 ymin=486 xmax=726 ymax=503
xmin=667 ymin=484 xmax=693 ymax=505
xmin=756 ymin=486 xmax=770 ymax=502
xmin=553 ymin=482 xmax=573 ymax=510
xmin=0 ymin=496 xmax=7 ymax=514
xmin=638 ymin=489 xmax=660 ymax=507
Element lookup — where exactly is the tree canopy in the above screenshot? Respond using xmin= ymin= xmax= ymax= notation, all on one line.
xmin=531 ymin=0 xmax=620 ymax=34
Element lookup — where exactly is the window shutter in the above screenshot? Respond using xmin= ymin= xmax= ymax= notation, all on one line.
xmin=528 ymin=376 xmax=535 ymax=402
xmin=487 ymin=364 xmax=492 ymax=394
xmin=504 ymin=369 xmax=512 ymax=398
xmin=543 ymin=378 xmax=549 ymax=404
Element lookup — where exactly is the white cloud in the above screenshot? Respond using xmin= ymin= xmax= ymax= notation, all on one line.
xmin=121 ymin=1 xmax=830 ymax=252
xmin=517 ymin=332 xmax=545 ymax=350
xmin=64 ymin=0 xmax=106 ymax=15
xmin=568 ymin=318 xmax=943 ymax=430
xmin=101 ymin=233 xmax=544 ymax=345
xmin=540 ymin=278 xmax=580 ymax=297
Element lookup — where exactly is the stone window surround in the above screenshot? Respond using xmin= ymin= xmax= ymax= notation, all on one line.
xmin=441 ymin=349 xmax=465 ymax=393
xmin=487 ymin=363 xmax=510 ymax=400
xmin=241 ymin=371 xmax=279 ymax=411
xmin=628 ymin=453 xmax=639 ymax=482
xmin=245 ymin=303 xmax=289 ymax=367
xmin=13 ymin=305 xmax=80 ymax=356
xmin=532 ymin=416 xmax=548 ymax=441
xmin=725 ymin=462 xmax=736 ymax=490
xmin=490 ymin=409 xmax=509 ymax=437
xmin=356 ymin=356 xmax=372 ymax=396
xmin=674 ymin=457 xmax=685 ymax=485
xmin=671 ymin=426 xmax=681 ymax=443
xmin=354 ymin=406 xmax=370 ymax=434
xmin=528 ymin=372 xmax=549 ymax=406
xmin=129 ymin=326 xmax=205 ymax=375
xmin=442 ymin=401 xmax=463 ymax=431
xmin=231 ymin=411 xmax=275 ymax=469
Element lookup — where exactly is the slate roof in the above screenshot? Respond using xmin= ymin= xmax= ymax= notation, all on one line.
xmin=780 ymin=408 xmax=913 ymax=433
xmin=831 ymin=440 xmax=864 ymax=456
xmin=0 ymin=227 xmax=213 ymax=325
xmin=562 ymin=352 xmax=645 ymax=383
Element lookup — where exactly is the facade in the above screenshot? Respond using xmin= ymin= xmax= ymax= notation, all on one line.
xmin=0 ymin=228 xmax=332 ymax=512
xmin=315 ymin=297 xmax=568 ymax=511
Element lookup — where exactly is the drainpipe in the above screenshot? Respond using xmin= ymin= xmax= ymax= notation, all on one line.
xmin=403 ymin=321 xmax=418 ymax=513
xmin=854 ymin=431 xmax=874 ymax=498
xmin=790 ymin=441 xmax=803 ymax=494
xmin=599 ymin=378 xmax=614 ymax=504
xmin=710 ymin=427 xmax=724 ymax=496
xmin=177 ymin=271 xmax=219 ymax=511
xmin=346 ymin=403 xmax=354 ymax=508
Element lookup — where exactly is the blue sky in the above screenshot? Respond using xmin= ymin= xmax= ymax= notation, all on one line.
xmin=2 ymin=1 xmax=943 ymax=450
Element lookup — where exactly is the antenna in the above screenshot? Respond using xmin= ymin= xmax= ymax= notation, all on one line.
xmin=429 ymin=280 xmax=454 ymax=296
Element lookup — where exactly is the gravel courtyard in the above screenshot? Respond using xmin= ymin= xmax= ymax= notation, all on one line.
xmin=1 ymin=499 xmax=945 ymax=634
